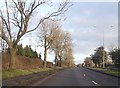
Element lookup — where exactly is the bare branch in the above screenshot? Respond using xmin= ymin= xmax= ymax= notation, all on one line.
xmin=5 ymin=0 xmax=12 ymax=39
xmin=0 ymin=25 xmax=10 ymax=47
xmin=26 ymin=1 xmax=71 ymax=34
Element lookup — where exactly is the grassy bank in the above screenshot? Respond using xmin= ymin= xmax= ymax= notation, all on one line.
xmin=88 ymin=67 xmax=120 ymax=77
xmin=2 ymin=68 xmax=53 ymax=79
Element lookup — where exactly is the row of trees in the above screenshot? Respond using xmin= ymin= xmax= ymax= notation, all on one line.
xmin=38 ymin=19 xmax=74 ymax=67
xmin=83 ymin=46 xmax=120 ymax=68
xmin=0 ymin=0 xmax=72 ymax=70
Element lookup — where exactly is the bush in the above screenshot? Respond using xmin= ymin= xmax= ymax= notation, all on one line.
xmin=17 ymin=44 xmax=38 ymax=58
xmin=17 ymin=44 xmax=25 ymax=56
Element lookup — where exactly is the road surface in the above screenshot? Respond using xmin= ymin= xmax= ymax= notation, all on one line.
xmin=32 ymin=67 xmax=119 ymax=86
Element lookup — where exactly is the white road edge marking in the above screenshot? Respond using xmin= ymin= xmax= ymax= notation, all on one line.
xmin=92 ymin=81 xmax=99 ymax=85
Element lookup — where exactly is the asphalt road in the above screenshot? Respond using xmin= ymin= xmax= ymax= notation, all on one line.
xmin=32 ymin=67 xmax=119 ymax=86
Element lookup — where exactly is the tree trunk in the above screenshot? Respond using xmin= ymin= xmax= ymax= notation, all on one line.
xmin=55 ymin=50 xmax=58 ymax=66
xmin=59 ymin=56 xmax=62 ymax=67
xmin=9 ymin=48 xmax=17 ymax=70
xmin=43 ymin=47 xmax=47 ymax=68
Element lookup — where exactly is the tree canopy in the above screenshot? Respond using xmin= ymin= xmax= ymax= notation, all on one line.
xmin=109 ymin=48 xmax=120 ymax=67
xmin=91 ymin=46 xmax=108 ymax=67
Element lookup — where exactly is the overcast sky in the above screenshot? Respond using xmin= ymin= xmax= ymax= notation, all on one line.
xmin=18 ymin=1 xmax=118 ymax=65
xmin=61 ymin=2 xmax=118 ymax=64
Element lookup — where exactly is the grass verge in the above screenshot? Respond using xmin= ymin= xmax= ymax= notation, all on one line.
xmin=2 ymin=68 xmax=53 ymax=79
xmin=89 ymin=67 xmax=120 ymax=77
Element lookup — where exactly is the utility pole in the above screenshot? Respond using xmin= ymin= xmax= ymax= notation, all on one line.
xmin=102 ymin=28 xmax=105 ymax=68
xmin=93 ymin=25 xmax=114 ymax=68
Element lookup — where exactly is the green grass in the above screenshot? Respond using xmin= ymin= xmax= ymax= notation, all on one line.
xmin=90 ymin=67 xmax=120 ymax=77
xmin=2 ymin=68 xmax=53 ymax=79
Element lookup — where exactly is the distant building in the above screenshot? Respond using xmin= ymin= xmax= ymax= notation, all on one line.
xmin=106 ymin=55 xmax=113 ymax=65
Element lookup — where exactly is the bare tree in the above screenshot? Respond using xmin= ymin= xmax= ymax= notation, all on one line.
xmin=51 ymin=30 xmax=74 ymax=67
xmin=50 ymin=27 xmax=62 ymax=66
xmin=84 ymin=57 xmax=94 ymax=67
xmin=0 ymin=0 xmax=71 ymax=70
xmin=48 ymin=27 xmax=63 ymax=66
xmin=38 ymin=19 xmax=61 ymax=68
xmin=62 ymin=32 xmax=74 ymax=67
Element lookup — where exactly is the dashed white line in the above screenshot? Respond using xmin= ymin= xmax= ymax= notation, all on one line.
xmin=92 ymin=81 xmax=99 ymax=85
xmin=83 ymin=74 xmax=86 ymax=76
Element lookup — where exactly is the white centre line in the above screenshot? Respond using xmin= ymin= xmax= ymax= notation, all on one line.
xmin=83 ymin=74 xmax=86 ymax=76
xmin=92 ymin=81 xmax=99 ymax=85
